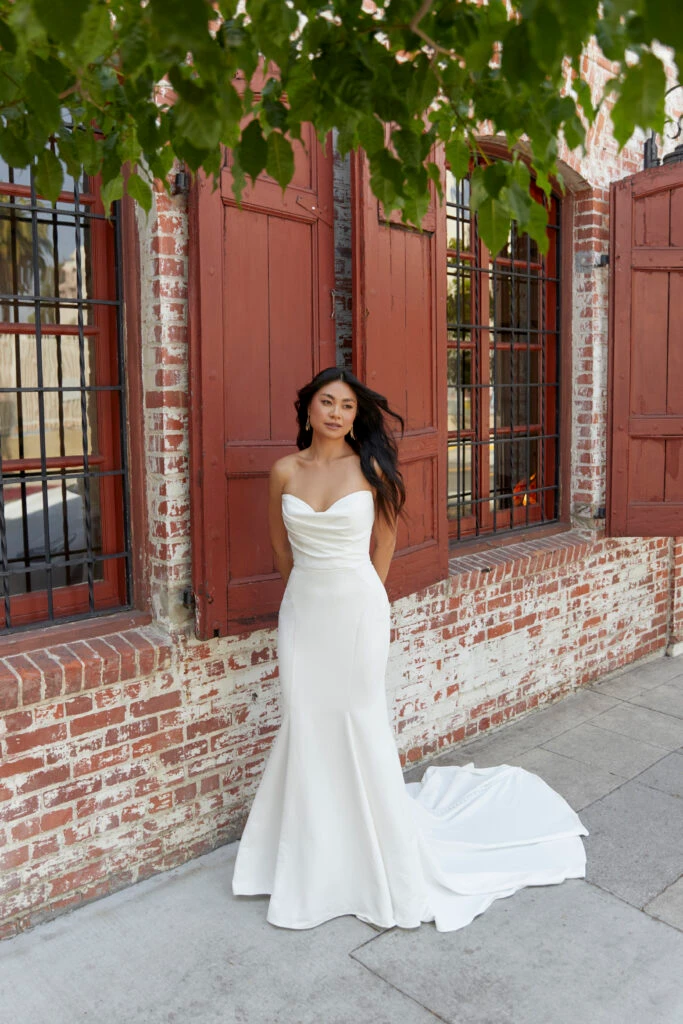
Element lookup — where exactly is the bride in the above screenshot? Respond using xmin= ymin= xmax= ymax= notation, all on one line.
xmin=232 ymin=366 xmax=588 ymax=932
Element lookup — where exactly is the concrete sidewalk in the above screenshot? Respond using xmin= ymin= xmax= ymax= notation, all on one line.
xmin=1 ymin=656 xmax=682 ymax=1024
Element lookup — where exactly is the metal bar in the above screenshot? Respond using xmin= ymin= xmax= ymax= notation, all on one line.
xmin=8 ymin=189 xmax=32 ymax=594
xmin=29 ymin=169 xmax=54 ymax=619
xmin=0 ymin=386 xmax=124 ymax=394
xmin=0 ymin=459 xmax=11 ymax=626
xmin=0 ymin=455 xmax=106 ymax=472
xmin=525 ymin=230 xmax=531 ymax=527
xmin=113 ymin=200 xmax=132 ymax=606
xmin=0 ymin=468 xmax=124 ymax=484
xmin=73 ymin=178 xmax=95 ymax=613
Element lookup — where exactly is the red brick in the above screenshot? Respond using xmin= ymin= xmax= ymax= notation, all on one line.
xmin=69 ymin=707 xmax=126 ymax=738
xmin=105 ymin=716 xmax=158 ymax=746
xmin=16 ymin=765 xmax=71 ymax=795
xmin=5 ymin=724 xmax=68 ymax=756
xmin=0 ymin=795 xmax=39 ymax=823
xmin=64 ymin=694 xmax=94 ymax=716
xmin=132 ymin=727 xmax=183 ymax=758
xmin=43 ymin=777 xmax=102 ymax=809
xmin=74 ymin=745 xmax=130 ymax=778
xmin=130 ymin=692 xmax=181 ymax=718
xmin=32 ymin=835 xmax=60 ymax=860
xmin=0 ymin=670 xmax=19 ymax=711
xmin=28 ymin=651 xmax=64 ymax=699
xmin=1 ymin=710 xmax=33 ymax=734
xmin=41 ymin=807 xmax=73 ymax=831
xmin=6 ymin=655 xmax=42 ymax=705
xmin=0 ymin=845 xmax=29 ymax=870
xmin=0 ymin=754 xmax=44 ymax=781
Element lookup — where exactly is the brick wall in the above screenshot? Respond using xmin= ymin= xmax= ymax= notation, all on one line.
xmin=2 ymin=47 xmax=683 ymax=939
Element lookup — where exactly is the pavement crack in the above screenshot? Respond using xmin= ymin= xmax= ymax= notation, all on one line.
xmin=348 ymin=949 xmax=452 ymax=1023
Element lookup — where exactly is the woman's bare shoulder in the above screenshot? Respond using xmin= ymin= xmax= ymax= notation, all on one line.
xmin=270 ymin=452 xmax=301 ymax=490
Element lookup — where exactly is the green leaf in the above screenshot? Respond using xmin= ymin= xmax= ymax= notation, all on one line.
xmin=0 ymin=126 xmax=32 ymax=168
xmin=357 ymin=115 xmax=384 ymax=157
xmin=75 ymin=128 xmax=102 ymax=176
xmin=75 ymin=3 xmax=112 ymax=64
xmin=611 ymin=52 xmax=667 ymax=148
xmin=120 ymin=20 xmax=149 ymax=76
xmin=266 ymin=131 xmax=294 ymax=189
xmin=0 ymin=19 xmax=18 ymax=53
xmin=24 ymin=72 xmax=62 ymax=135
xmin=55 ymin=131 xmax=83 ymax=180
xmin=239 ymin=120 xmax=268 ymax=184
xmin=101 ymin=173 xmax=124 ymax=215
xmin=445 ymin=137 xmax=470 ymax=180
xmin=126 ymin=172 xmax=153 ymax=214
xmin=34 ymin=148 xmax=63 ymax=204
xmin=32 ymin=0 xmax=89 ymax=46
xmin=477 ymin=196 xmax=510 ymax=257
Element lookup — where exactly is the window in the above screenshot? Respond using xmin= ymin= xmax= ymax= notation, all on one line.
xmin=0 ymin=152 xmax=130 ymax=631
xmin=446 ymin=169 xmax=560 ymax=540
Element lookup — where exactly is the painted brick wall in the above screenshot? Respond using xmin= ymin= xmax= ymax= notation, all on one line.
xmin=2 ymin=46 xmax=683 ymax=939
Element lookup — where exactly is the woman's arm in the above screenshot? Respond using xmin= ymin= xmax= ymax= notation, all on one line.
xmin=371 ymin=505 xmax=397 ymax=584
xmin=268 ymin=460 xmax=294 ymax=585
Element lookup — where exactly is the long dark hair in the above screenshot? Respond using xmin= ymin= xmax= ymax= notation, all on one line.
xmin=295 ymin=367 xmax=406 ymax=525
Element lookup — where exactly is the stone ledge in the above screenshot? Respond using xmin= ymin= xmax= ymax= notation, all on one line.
xmin=448 ymin=530 xmax=594 ymax=588
xmin=0 ymin=625 xmax=173 ymax=712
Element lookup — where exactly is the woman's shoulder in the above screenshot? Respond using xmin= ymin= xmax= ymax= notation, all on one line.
xmin=270 ymin=452 xmax=308 ymax=491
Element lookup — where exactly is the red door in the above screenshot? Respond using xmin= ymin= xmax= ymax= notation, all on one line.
xmin=351 ymin=151 xmax=449 ymax=599
xmin=190 ymin=129 xmax=335 ymax=637
xmin=608 ymin=161 xmax=683 ymax=536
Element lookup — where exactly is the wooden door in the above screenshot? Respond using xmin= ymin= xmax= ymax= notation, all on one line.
xmin=608 ymin=161 xmax=683 ymax=536
xmin=351 ymin=150 xmax=448 ymax=599
xmin=190 ymin=130 xmax=335 ymax=637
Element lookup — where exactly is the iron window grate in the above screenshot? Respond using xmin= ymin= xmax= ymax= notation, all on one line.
xmin=446 ymin=172 xmax=561 ymax=541
xmin=0 ymin=157 xmax=131 ymax=632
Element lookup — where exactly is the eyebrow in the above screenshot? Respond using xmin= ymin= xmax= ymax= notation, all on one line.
xmin=320 ymin=391 xmax=356 ymax=402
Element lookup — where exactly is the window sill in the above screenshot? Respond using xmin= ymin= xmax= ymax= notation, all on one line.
xmin=448 ymin=524 xmax=592 ymax=584
xmin=0 ymin=612 xmax=173 ymax=713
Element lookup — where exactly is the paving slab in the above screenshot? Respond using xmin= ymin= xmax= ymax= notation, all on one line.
xmin=644 ymin=876 xmax=683 ymax=931
xmin=590 ymin=701 xmax=683 ymax=750
xmin=425 ymin=689 xmax=619 ymax=771
xmin=543 ymin=721 xmax=670 ymax=778
xmin=353 ymin=881 xmax=683 ymax=1024
xmin=513 ymin=746 xmax=624 ymax=811
xmin=581 ymin=780 xmax=683 ymax=908
xmin=589 ymin=654 xmax=683 ymax=698
xmin=628 ymin=678 xmax=683 ymax=719
xmin=0 ymin=844 xmax=438 ymax=1024
xmin=635 ymin=751 xmax=683 ymax=798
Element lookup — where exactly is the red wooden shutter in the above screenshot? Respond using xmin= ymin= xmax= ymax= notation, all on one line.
xmin=189 ymin=130 xmax=335 ymax=637
xmin=607 ymin=162 xmax=683 ymax=536
xmin=351 ymin=150 xmax=448 ymax=599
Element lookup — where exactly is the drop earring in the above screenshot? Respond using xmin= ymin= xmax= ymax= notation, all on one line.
xmin=305 ymin=414 xmax=311 ymax=430
xmin=350 ymin=423 xmax=356 ymax=440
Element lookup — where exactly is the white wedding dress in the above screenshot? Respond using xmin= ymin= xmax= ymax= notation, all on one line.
xmin=231 ymin=490 xmax=588 ymax=931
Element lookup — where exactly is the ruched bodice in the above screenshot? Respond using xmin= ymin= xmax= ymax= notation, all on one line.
xmin=281 ymin=489 xmax=375 ymax=569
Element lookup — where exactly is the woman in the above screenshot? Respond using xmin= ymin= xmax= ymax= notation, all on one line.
xmin=232 ymin=367 xmax=588 ymax=932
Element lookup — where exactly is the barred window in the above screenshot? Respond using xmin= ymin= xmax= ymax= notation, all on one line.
xmin=0 ymin=154 xmax=130 ymax=631
xmin=446 ymin=170 xmax=560 ymax=540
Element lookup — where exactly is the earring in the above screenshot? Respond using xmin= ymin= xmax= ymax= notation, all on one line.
xmin=305 ymin=414 xmax=311 ymax=431
xmin=350 ymin=424 xmax=356 ymax=440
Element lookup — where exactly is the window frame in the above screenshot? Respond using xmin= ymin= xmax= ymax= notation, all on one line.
xmin=445 ymin=162 xmax=563 ymax=543
xmin=0 ymin=162 xmax=131 ymax=632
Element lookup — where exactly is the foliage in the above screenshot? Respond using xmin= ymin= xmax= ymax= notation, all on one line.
xmin=0 ymin=0 xmax=679 ymax=252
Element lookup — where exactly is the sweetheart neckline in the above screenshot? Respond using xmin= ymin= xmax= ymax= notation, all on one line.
xmin=281 ymin=489 xmax=374 ymax=514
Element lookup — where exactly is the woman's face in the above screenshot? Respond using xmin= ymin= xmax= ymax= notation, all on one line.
xmin=308 ymin=380 xmax=358 ymax=439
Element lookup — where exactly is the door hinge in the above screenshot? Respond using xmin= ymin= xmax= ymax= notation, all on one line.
xmin=182 ymin=588 xmax=196 ymax=610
